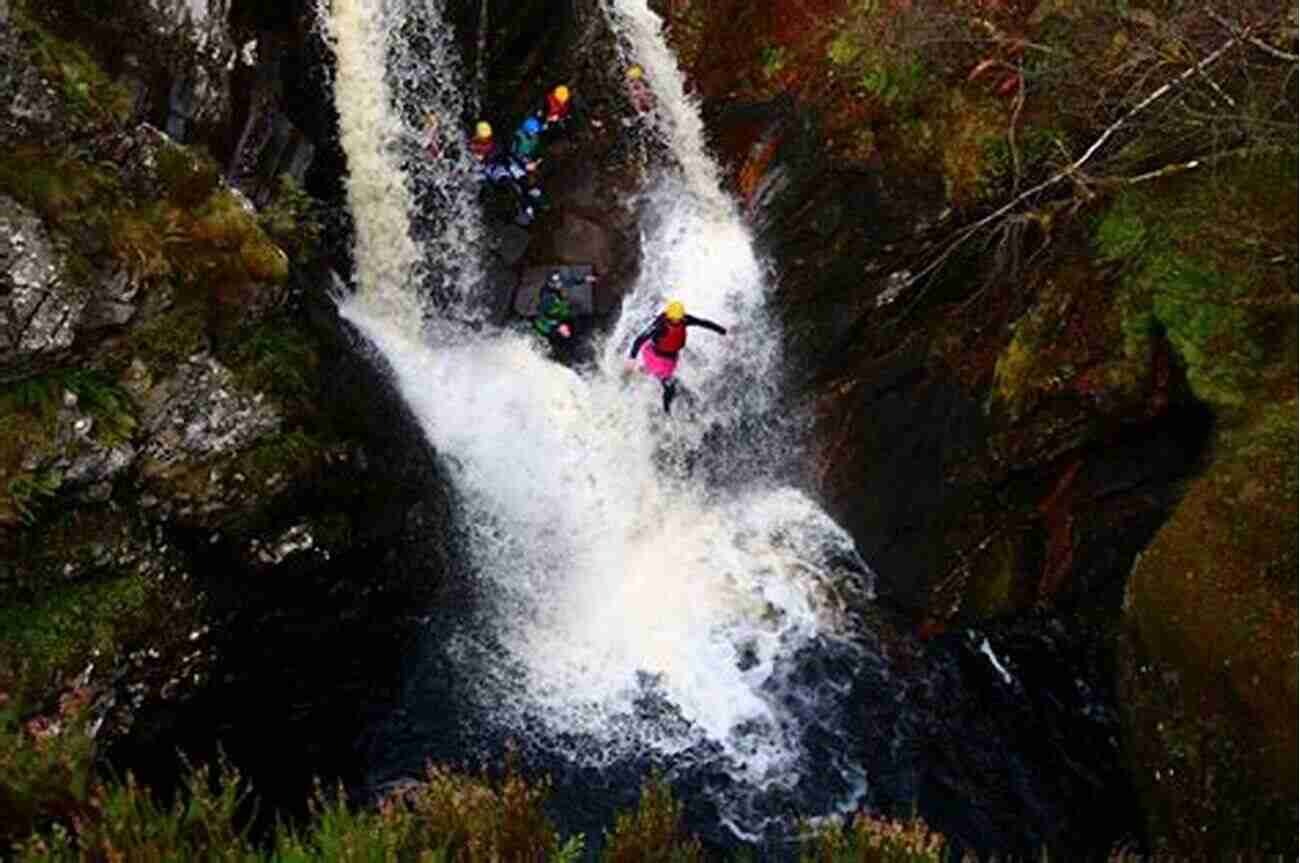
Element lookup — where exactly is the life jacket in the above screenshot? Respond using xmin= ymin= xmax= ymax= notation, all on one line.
xmin=545 ymin=92 xmax=571 ymax=123
xmin=469 ymin=135 xmax=496 ymax=161
xmin=653 ymin=319 xmax=687 ymax=355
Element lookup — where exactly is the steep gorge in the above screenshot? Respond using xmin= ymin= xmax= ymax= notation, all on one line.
xmin=0 ymin=0 xmax=1294 ymax=858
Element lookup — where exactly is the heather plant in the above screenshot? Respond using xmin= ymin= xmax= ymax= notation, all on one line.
xmin=601 ymin=774 xmax=704 ymax=863
xmin=799 ymin=813 xmax=945 ymax=863
xmin=0 ymin=685 xmax=97 ymax=852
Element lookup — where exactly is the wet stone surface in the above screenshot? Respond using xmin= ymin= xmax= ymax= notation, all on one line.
xmin=0 ymin=196 xmax=84 ymax=373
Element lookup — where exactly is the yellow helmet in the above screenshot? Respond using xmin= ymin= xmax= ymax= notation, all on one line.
xmin=665 ymin=300 xmax=685 ymax=322
xmin=554 ymin=84 xmax=570 ymax=102
xmin=627 ymin=64 xmax=644 ymax=81
xmin=474 ymin=121 xmax=492 ymax=139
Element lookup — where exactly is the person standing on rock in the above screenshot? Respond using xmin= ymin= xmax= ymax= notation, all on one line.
xmin=624 ymin=65 xmax=656 ymax=122
xmin=627 ymin=300 xmax=727 ymax=415
xmin=542 ymin=84 xmax=572 ymax=131
xmin=512 ymin=116 xmax=544 ymax=170
xmin=469 ymin=120 xmax=497 ymax=162
xmin=532 ymin=270 xmax=586 ymax=358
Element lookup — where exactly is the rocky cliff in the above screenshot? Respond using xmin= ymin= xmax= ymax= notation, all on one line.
xmin=0 ymin=0 xmax=451 ymax=825
xmin=663 ymin=0 xmax=1296 ymax=854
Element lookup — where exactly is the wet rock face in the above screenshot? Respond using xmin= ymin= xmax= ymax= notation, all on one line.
xmin=0 ymin=196 xmax=85 ymax=375
xmin=1 ymin=0 xmax=456 ymax=825
xmin=137 ymin=354 xmax=281 ymax=469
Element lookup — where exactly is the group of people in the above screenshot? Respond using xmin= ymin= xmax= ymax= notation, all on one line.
xmin=466 ymin=65 xmax=657 ymax=227
xmin=461 ymin=69 xmax=716 ymax=415
xmin=467 ymin=82 xmax=575 ymax=227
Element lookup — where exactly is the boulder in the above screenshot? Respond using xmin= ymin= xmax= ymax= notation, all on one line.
xmin=550 ymin=211 xmax=618 ymax=276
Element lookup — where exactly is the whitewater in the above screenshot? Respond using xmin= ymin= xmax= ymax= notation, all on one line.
xmin=323 ymin=0 xmax=875 ymax=838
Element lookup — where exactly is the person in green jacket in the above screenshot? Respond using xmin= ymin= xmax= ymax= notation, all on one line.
xmin=533 ymin=271 xmax=576 ymax=345
xmin=512 ymin=116 xmax=543 ymax=166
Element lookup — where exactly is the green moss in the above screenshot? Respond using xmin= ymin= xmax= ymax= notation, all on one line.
xmin=14 ymin=11 xmax=133 ymax=128
xmin=0 ymin=573 xmax=153 ymax=689
xmin=244 ymin=430 xmax=323 ymax=478
xmin=1094 ymin=156 xmax=1297 ymax=414
xmin=0 ymin=145 xmax=120 ymax=230
xmin=156 ymin=144 xmax=221 ymax=209
xmin=825 ymin=14 xmax=927 ymax=109
xmin=112 ymin=302 xmax=208 ymax=376
xmin=239 ymin=236 xmax=289 ymax=284
xmin=0 ymin=378 xmax=62 ymax=522
xmin=760 ymin=44 xmax=789 ymax=81
xmin=221 ymin=317 xmax=320 ymax=409
xmin=258 ymin=174 xmax=322 ymax=262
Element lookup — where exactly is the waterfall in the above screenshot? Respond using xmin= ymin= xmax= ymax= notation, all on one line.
xmin=321 ymin=0 xmax=486 ymax=326
xmin=325 ymin=0 xmax=875 ymax=839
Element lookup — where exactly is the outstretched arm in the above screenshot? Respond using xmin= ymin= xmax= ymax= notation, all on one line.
xmin=684 ymin=314 xmax=727 ymax=336
xmin=629 ymin=316 xmax=663 ymax=358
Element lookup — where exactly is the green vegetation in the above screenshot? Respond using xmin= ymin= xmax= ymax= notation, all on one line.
xmin=223 ymin=317 xmax=321 ymax=410
xmin=7 ymin=470 xmax=64 ymax=527
xmin=801 ymin=812 xmax=945 ymax=862
xmin=760 ymin=45 xmax=789 ymax=81
xmin=2 ymin=740 xmax=955 ymax=863
xmin=825 ymin=14 xmax=927 ymax=109
xmin=0 ymin=147 xmax=120 ymax=231
xmin=0 ymin=367 xmax=138 ymax=523
xmin=1094 ymin=156 xmax=1297 ymax=413
xmin=16 ymin=11 xmax=134 ymax=129
xmin=260 ymin=175 xmax=324 ymax=262
xmin=0 ymin=563 xmax=167 ymax=737
xmin=603 ymin=775 xmax=703 ymax=863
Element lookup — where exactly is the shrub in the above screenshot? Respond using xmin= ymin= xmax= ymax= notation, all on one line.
xmin=798 ymin=813 xmax=945 ymax=863
xmin=0 ymin=684 xmax=96 ymax=852
xmin=601 ymin=775 xmax=703 ymax=863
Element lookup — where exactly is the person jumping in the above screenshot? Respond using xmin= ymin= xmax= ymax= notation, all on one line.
xmin=627 ymin=300 xmax=727 ymax=415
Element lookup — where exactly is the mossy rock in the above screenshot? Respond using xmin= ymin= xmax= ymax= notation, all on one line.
xmin=7 ymin=7 xmax=134 ymax=133
xmin=0 ymin=507 xmax=202 ymax=705
xmin=1095 ymin=156 xmax=1297 ymax=417
xmin=1119 ymin=400 xmax=1298 ymax=856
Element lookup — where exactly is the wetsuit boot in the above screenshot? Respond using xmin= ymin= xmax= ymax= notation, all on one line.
xmin=661 ymin=378 xmax=677 ymax=414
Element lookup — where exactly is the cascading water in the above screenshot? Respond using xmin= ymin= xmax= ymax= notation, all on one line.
xmin=323 ymin=0 xmax=488 ymax=322
xmin=324 ymin=0 xmax=880 ymax=841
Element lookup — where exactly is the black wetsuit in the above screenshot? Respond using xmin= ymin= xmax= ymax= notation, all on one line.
xmin=628 ymin=313 xmax=727 ymax=414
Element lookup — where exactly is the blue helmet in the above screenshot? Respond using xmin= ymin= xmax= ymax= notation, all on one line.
xmin=522 ymin=116 xmax=542 ymax=135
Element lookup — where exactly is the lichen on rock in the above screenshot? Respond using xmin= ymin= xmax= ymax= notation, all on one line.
xmin=137 ymin=352 xmax=281 ymax=471
xmin=0 ymin=196 xmax=86 ymax=374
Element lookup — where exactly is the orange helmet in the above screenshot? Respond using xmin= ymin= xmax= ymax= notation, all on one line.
xmin=553 ymin=85 xmax=570 ymax=103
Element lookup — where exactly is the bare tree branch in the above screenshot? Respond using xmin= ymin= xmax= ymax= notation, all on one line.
xmin=901 ymin=28 xmax=1247 ymax=297
xmin=1205 ymin=8 xmax=1300 ymax=61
